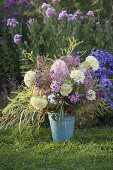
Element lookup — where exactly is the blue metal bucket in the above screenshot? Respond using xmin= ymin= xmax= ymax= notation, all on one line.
xmin=48 ymin=113 xmax=75 ymax=142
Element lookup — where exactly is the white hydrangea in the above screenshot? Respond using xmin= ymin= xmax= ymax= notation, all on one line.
xmin=24 ymin=70 xmax=36 ymax=87
xmin=70 ymin=70 xmax=85 ymax=84
xmin=86 ymin=56 xmax=99 ymax=71
xmin=30 ymin=96 xmax=48 ymax=110
xmin=60 ymin=83 xmax=73 ymax=96
xmin=86 ymin=90 xmax=96 ymax=101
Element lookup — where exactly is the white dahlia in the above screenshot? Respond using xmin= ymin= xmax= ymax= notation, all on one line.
xmin=24 ymin=70 xmax=36 ymax=87
xmin=30 ymin=96 xmax=48 ymax=110
xmin=86 ymin=90 xmax=96 ymax=101
xmin=70 ymin=70 xmax=85 ymax=84
xmin=86 ymin=56 xmax=99 ymax=71
xmin=60 ymin=83 xmax=73 ymax=96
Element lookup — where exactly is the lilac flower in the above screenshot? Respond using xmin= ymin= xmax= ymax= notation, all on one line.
xmin=7 ymin=18 xmax=19 ymax=27
xmin=69 ymin=92 xmax=81 ymax=104
xmin=50 ymin=81 xmax=61 ymax=92
xmin=64 ymin=55 xmax=80 ymax=67
xmin=45 ymin=7 xmax=56 ymax=17
xmin=50 ymin=59 xmax=69 ymax=83
xmin=14 ymin=34 xmax=22 ymax=44
xmin=86 ymin=11 xmax=95 ymax=17
xmin=67 ymin=14 xmax=77 ymax=21
xmin=58 ymin=11 xmax=68 ymax=20
xmin=41 ymin=2 xmax=49 ymax=9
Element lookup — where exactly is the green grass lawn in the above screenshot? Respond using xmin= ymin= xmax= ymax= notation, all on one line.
xmin=0 ymin=127 xmax=113 ymax=170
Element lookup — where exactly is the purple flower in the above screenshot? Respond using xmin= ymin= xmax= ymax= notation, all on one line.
xmin=64 ymin=55 xmax=80 ymax=67
xmin=86 ymin=11 xmax=95 ymax=17
xmin=67 ymin=14 xmax=77 ymax=21
xmin=27 ymin=18 xmax=35 ymax=25
xmin=50 ymin=59 xmax=69 ymax=83
xmin=5 ymin=0 xmax=16 ymax=10
xmin=50 ymin=81 xmax=61 ymax=92
xmin=14 ymin=34 xmax=22 ymax=44
xmin=84 ymin=72 xmax=94 ymax=90
xmin=90 ymin=50 xmax=113 ymax=108
xmin=18 ymin=0 xmax=25 ymax=7
xmin=41 ymin=2 xmax=49 ymax=9
xmin=80 ymin=16 xmax=84 ymax=21
xmin=69 ymin=92 xmax=81 ymax=104
xmin=71 ymin=51 xmax=80 ymax=57
xmin=74 ymin=9 xmax=83 ymax=17
xmin=58 ymin=11 xmax=68 ymax=20
xmin=45 ymin=7 xmax=56 ymax=17
xmin=7 ymin=18 xmax=19 ymax=27
xmin=13 ymin=12 xmax=19 ymax=17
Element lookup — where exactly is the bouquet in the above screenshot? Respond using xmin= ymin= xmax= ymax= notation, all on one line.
xmin=24 ymin=53 xmax=103 ymax=120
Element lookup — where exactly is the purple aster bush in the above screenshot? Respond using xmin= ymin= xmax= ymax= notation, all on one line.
xmin=90 ymin=50 xmax=113 ymax=108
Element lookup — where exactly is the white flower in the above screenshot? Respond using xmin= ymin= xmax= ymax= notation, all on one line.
xmin=70 ymin=70 xmax=85 ymax=84
xmin=86 ymin=90 xmax=96 ymax=101
xmin=24 ymin=70 xmax=36 ymax=87
xmin=86 ymin=56 xmax=99 ymax=71
xmin=48 ymin=94 xmax=57 ymax=104
xmin=30 ymin=96 xmax=48 ymax=110
xmin=60 ymin=83 xmax=73 ymax=96
xmin=48 ymin=93 xmax=55 ymax=100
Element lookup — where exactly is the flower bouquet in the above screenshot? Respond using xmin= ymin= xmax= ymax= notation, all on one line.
xmin=24 ymin=54 xmax=101 ymax=141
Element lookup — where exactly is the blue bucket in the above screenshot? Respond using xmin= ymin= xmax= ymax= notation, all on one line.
xmin=48 ymin=113 xmax=75 ymax=142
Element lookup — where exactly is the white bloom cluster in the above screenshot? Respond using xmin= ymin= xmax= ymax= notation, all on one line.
xmin=86 ymin=56 xmax=99 ymax=71
xmin=86 ymin=90 xmax=96 ymax=101
xmin=70 ymin=70 xmax=85 ymax=84
xmin=24 ymin=70 xmax=36 ymax=87
xmin=60 ymin=83 xmax=72 ymax=96
xmin=30 ymin=96 xmax=48 ymax=110
xmin=48 ymin=94 xmax=57 ymax=104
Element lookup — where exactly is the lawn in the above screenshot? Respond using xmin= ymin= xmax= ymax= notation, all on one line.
xmin=0 ymin=127 xmax=113 ymax=170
